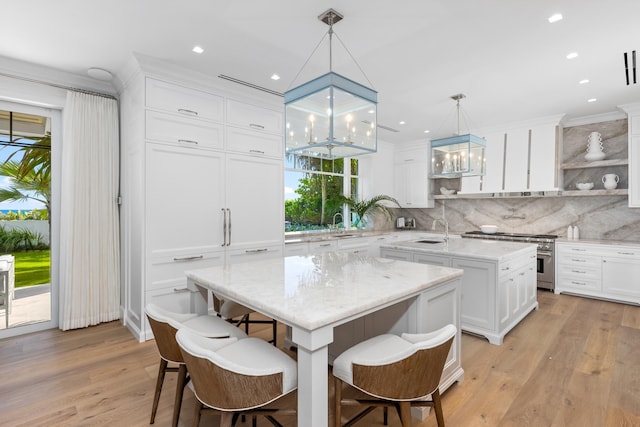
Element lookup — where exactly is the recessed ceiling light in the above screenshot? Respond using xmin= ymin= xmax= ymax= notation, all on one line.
xmin=87 ymin=67 xmax=113 ymax=81
xmin=192 ymin=46 xmax=204 ymax=54
xmin=548 ymin=13 xmax=563 ymax=23
xmin=271 ymin=74 xmax=280 ymax=81
xmin=588 ymin=98 xmax=597 ymax=103
xmin=566 ymin=52 xmax=579 ymax=59
xmin=424 ymin=130 xmax=430 ymax=134
xmin=579 ymin=79 xmax=590 ymax=84
xmin=399 ymin=121 xmax=405 ymax=125
xmin=368 ymin=110 xmax=375 ymax=114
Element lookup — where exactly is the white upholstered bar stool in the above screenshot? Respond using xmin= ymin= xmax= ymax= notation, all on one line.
xmin=145 ymin=304 xmax=248 ymax=427
xmin=176 ymin=328 xmax=297 ymax=427
xmin=332 ymin=324 xmax=456 ymax=427
xmin=213 ymin=294 xmax=278 ymax=346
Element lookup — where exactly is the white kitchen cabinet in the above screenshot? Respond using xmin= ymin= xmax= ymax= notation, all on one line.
xmin=121 ymin=70 xmax=284 ymax=341
xmin=503 ymin=127 xmax=530 ymax=192
xmin=528 ymin=124 xmax=558 ymax=190
xmin=226 ymin=126 xmax=282 ymax=158
xmin=380 ymin=246 xmax=537 ymax=345
xmin=226 ymin=98 xmax=283 ymax=134
xmin=225 ymin=154 xmax=283 ymax=248
xmin=146 ymin=77 xmax=224 ymax=121
xmin=336 ymin=236 xmax=373 ymax=254
xmin=556 ymin=241 xmax=640 ymax=304
xmin=146 ymin=143 xmax=226 ymax=256
xmin=308 ymin=240 xmax=338 ymax=253
xmin=145 ymin=110 xmax=224 ymax=150
xmin=394 ymin=144 xmax=433 ymax=208
xmin=367 ymin=233 xmax=409 ymax=257
xmin=284 ymin=241 xmax=308 ymax=256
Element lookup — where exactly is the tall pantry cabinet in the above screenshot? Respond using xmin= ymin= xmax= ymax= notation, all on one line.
xmin=120 ymin=64 xmax=284 ymax=341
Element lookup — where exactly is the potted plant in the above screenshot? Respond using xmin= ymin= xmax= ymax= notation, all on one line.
xmin=341 ymin=194 xmax=400 ymax=229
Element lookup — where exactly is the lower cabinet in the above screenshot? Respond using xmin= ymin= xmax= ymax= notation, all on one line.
xmin=381 ymin=247 xmax=537 ymax=345
xmin=556 ymin=241 xmax=640 ymax=304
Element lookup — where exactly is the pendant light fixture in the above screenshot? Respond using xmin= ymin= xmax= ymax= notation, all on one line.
xmin=284 ymin=9 xmax=377 ymax=159
xmin=430 ymin=94 xmax=486 ymax=178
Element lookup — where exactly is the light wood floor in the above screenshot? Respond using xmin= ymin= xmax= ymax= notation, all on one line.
xmin=1 ymin=291 xmax=639 ymax=426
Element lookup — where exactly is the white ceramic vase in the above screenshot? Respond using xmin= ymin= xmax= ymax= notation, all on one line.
xmin=602 ymin=173 xmax=619 ymax=190
xmin=585 ymin=131 xmax=606 ymax=161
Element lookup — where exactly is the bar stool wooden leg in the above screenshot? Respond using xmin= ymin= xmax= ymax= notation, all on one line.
xmin=172 ymin=364 xmax=187 ymax=427
xmin=334 ymin=376 xmax=342 ymax=427
xmin=150 ymin=358 xmax=167 ymax=424
xmin=432 ymin=389 xmax=445 ymax=427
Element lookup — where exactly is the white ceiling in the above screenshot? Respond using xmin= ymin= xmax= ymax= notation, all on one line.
xmin=2 ymin=0 xmax=640 ymax=143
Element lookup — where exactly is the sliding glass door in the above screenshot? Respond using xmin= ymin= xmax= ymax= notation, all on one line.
xmin=0 ymin=101 xmax=59 ymax=337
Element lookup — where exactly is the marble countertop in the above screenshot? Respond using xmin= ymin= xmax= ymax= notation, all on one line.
xmin=381 ymin=238 xmax=537 ymax=261
xmin=185 ymin=251 xmax=463 ymax=331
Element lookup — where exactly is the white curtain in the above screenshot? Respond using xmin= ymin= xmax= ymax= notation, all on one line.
xmin=59 ymin=91 xmax=120 ymax=330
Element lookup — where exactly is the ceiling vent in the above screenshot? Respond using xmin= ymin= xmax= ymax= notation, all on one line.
xmin=362 ymin=120 xmax=399 ymax=133
xmin=624 ymin=51 xmax=636 ymax=85
xmin=218 ymin=74 xmax=283 ymax=97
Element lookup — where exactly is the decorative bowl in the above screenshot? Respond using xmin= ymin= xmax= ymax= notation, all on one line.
xmin=480 ymin=225 xmax=498 ymax=234
xmin=576 ymin=182 xmax=594 ymax=190
xmin=440 ymin=187 xmax=456 ymax=195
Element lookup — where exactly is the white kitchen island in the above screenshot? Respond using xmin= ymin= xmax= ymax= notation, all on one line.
xmin=186 ymin=251 xmax=464 ymax=427
xmin=381 ymin=238 xmax=538 ymax=345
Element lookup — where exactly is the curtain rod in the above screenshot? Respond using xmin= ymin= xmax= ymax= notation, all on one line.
xmin=0 ymin=71 xmax=117 ymax=100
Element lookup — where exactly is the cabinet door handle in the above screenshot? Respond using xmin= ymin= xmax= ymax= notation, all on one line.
xmin=173 ymin=255 xmax=204 ymax=261
xmin=173 ymin=287 xmax=191 ymax=293
xmin=571 ymin=280 xmax=587 ymax=286
xmin=319 ymin=243 xmax=331 ymax=247
xmin=249 ymin=123 xmax=265 ymax=130
xmin=178 ymin=139 xmax=199 ymax=145
xmin=571 ymin=258 xmax=587 ymax=262
xmin=501 ymin=266 xmax=510 ymax=271
xmin=249 ymin=149 xmax=265 ymax=154
xmin=571 ymin=270 xmax=586 ymax=274
xmin=571 ymin=248 xmax=586 ymax=252
xmin=245 ymin=248 xmax=268 ymax=254
xmin=178 ymin=108 xmax=198 ymax=116
xmin=222 ymin=208 xmax=227 ymax=246
xmin=227 ymin=208 xmax=232 ymax=246
xmin=617 ymin=251 xmax=635 ymax=255
xmin=519 ymin=271 xmax=525 ymax=276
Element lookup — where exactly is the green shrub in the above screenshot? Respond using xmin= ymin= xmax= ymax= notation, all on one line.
xmin=0 ymin=225 xmax=48 ymax=252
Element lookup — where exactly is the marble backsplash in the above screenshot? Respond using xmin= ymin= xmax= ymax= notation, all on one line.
xmin=388 ymin=196 xmax=640 ymax=242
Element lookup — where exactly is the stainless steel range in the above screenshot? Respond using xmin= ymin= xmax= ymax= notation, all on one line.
xmin=461 ymin=231 xmax=557 ymax=290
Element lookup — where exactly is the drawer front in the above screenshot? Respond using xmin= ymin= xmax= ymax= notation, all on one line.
xmin=148 ymin=251 xmax=225 ymax=291
xmin=598 ymin=246 xmax=640 ymax=260
xmin=145 ymin=110 xmax=224 ymax=149
xmin=226 ymin=245 xmax=283 ymax=264
xmin=146 ymin=78 xmax=224 ymax=121
xmin=380 ymin=248 xmax=412 ymax=262
xmin=226 ymin=99 xmax=283 ymax=134
xmin=414 ymin=253 xmax=450 ymax=267
xmin=557 ymin=252 xmax=601 ymax=268
xmin=284 ymin=242 xmax=309 ymax=256
xmin=557 ymin=274 xmax=600 ymax=291
xmin=558 ymin=263 xmax=601 ymax=281
xmin=309 ymin=240 xmax=338 ymax=253
xmin=226 ymin=126 xmax=283 ymax=157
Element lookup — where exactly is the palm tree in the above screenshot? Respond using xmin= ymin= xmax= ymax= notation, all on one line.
xmin=341 ymin=194 xmax=400 ymax=228
xmin=0 ymin=132 xmax=51 ymax=223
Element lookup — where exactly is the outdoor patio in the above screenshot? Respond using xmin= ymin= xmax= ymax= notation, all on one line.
xmin=0 ymin=284 xmax=50 ymax=330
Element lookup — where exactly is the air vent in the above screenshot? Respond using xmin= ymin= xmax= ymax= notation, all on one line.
xmin=361 ymin=120 xmax=399 ymax=133
xmin=218 ymin=74 xmax=283 ymax=97
xmin=624 ymin=51 xmax=637 ymax=85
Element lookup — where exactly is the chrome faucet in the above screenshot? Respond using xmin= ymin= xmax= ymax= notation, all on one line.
xmin=432 ymin=218 xmax=449 ymax=243
xmin=332 ymin=212 xmax=344 ymax=230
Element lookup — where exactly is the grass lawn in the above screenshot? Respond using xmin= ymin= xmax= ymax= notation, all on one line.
xmin=13 ymin=250 xmax=50 ymax=288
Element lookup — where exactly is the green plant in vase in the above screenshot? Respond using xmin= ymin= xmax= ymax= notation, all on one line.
xmin=341 ymin=194 xmax=400 ymax=229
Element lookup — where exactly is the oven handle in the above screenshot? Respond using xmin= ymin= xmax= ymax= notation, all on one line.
xmin=538 ymin=251 xmax=553 ymax=258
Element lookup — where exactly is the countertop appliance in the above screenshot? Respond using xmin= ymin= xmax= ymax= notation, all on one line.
xmin=461 ymin=231 xmax=557 ymax=290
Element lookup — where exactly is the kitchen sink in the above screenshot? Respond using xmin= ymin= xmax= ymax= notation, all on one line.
xmin=414 ymin=239 xmax=445 ymax=244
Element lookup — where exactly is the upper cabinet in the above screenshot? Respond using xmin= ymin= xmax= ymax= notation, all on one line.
xmin=146 ymin=78 xmax=224 ymax=121
xmin=394 ymin=143 xmax=433 ymax=208
xmin=460 ymin=115 xmax=563 ymax=195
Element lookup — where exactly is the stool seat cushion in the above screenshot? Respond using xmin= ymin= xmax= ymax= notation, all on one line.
xmin=333 ymin=334 xmax=413 ymax=385
xmin=183 ymin=315 xmax=248 ymax=339
xmin=176 ymin=331 xmax=297 ymax=394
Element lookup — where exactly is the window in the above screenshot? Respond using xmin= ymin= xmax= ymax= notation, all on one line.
xmin=284 ymin=154 xmax=358 ymax=232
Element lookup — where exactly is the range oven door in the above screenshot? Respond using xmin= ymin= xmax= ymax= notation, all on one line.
xmin=537 ymin=250 xmax=554 ymax=290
